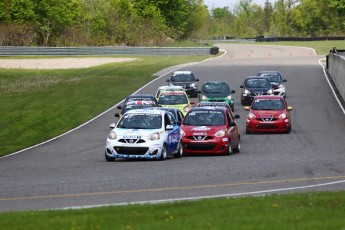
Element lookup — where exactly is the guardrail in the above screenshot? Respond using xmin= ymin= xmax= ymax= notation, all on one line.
xmin=0 ymin=46 xmax=217 ymax=56
xmin=327 ymin=53 xmax=345 ymax=103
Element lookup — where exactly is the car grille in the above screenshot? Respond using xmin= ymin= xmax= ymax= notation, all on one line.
xmin=209 ymin=99 xmax=225 ymax=102
xmin=184 ymin=143 xmax=216 ymax=151
xmin=186 ymin=136 xmax=213 ymax=141
xmin=118 ymin=139 xmax=146 ymax=144
xmin=256 ymin=123 xmax=278 ymax=129
xmin=113 ymin=146 xmax=149 ymax=155
xmin=257 ymin=118 xmax=278 ymax=122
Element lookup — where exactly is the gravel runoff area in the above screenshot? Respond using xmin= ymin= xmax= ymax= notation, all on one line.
xmin=0 ymin=57 xmax=138 ymax=69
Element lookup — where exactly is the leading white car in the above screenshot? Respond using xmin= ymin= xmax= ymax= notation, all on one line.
xmin=105 ymin=109 xmax=182 ymax=161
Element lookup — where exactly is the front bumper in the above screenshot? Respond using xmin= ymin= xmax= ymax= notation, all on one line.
xmin=105 ymin=141 xmax=164 ymax=159
xmin=182 ymin=137 xmax=229 ymax=155
xmin=246 ymin=119 xmax=290 ymax=133
xmin=272 ymin=86 xmax=286 ymax=97
xmin=184 ymin=87 xmax=198 ymax=97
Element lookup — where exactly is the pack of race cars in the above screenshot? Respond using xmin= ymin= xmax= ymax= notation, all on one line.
xmin=105 ymin=70 xmax=292 ymax=161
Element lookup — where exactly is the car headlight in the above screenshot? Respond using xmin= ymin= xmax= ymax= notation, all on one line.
xmin=108 ymin=131 xmax=117 ymax=140
xmin=244 ymin=89 xmax=250 ymax=95
xmin=180 ymin=129 xmax=185 ymax=137
xmin=190 ymin=83 xmax=196 ymax=88
xmin=149 ymin=132 xmax=160 ymax=140
xmin=215 ymin=129 xmax=226 ymax=137
xmin=226 ymin=95 xmax=232 ymax=100
xmin=267 ymin=89 xmax=273 ymax=94
xmin=278 ymin=84 xmax=284 ymax=88
xmin=201 ymin=95 xmax=208 ymax=100
xmin=248 ymin=113 xmax=256 ymax=119
xmin=279 ymin=113 xmax=287 ymax=119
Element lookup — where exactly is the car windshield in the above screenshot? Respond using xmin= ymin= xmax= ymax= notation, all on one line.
xmin=158 ymin=94 xmax=188 ymax=105
xmin=245 ymin=78 xmax=271 ymax=88
xmin=202 ymin=82 xmax=230 ymax=97
xmin=183 ymin=110 xmax=225 ymax=126
xmin=117 ymin=114 xmax=162 ymax=129
xmin=171 ymin=74 xmax=194 ymax=82
xmin=251 ymin=98 xmax=285 ymax=110
xmin=259 ymin=74 xmax=281 ymax=83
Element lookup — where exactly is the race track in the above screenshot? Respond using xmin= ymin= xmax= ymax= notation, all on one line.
xmin=1 ymin=44 xmax=345 ymax=212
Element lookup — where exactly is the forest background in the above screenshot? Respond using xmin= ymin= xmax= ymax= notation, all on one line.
xmin=0 ymin=0 xmax=344 ymax=47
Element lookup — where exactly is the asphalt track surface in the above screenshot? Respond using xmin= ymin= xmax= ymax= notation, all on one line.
xmin=1 ymin=44 xmax=345 ymax=212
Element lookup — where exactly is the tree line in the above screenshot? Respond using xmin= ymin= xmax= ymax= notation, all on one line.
xmin=0 ymin=0 xmax=344 ymax=47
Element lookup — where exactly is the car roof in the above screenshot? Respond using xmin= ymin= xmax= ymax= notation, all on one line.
xmin=203 ymin=80 xmax=227 ymax=84
xmin=245 ymin=75 xmax=270 ymax=80
xmin=258 ymin=70 xmax=281 ymax=75
xmin=124 ymin=108 xmax=165 ymax=115
xmin=197 ymin=102 xmax=230 ymax=107
xmin=172 ymin=71 xmax=192 ymax=75
xmin=253 ymin=95 xmax=285 ymax=100
xmin=159 ymin=90 xmax=186 ymax=96
xmin=189 ymin=107 xmax=226 ymax=112
xmin=124 ymin=100 xmax=156 ymax=105
xmin=157 ymin=85 xmax=184 ymax=90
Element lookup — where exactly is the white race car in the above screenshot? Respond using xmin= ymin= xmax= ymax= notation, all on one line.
xmin=105 ymin=109 xmax=182 ymax=161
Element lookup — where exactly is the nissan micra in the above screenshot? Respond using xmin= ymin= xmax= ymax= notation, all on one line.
xmin=105 ymin=109 xmax=182 ymax=161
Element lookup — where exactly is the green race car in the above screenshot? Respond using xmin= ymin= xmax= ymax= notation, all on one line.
xmin=199 ymin=81 xmax=236 ymax=112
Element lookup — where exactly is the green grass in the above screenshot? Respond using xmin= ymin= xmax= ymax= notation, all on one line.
xmin=0 ymin=55 xmax=210 ymax=156
xmin=1 ymin=191 xmax=344 ymax=229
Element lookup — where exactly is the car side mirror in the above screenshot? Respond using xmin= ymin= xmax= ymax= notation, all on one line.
xmin=166 ymin=79 xmax=170 ymax=82
xmin=115 ymin=113 xmax=120 ymax=117
xmin=234 ymin=114 xmax=240 ymax=119
xmin=166 ymin=125 xmax=174 ymax=130
xmin=190 ymin=100 xmax=195 ymax=104
xmin=109 ymin=123 xmax=116 ymax=129
xmin=196 ymin=79 xmax=199 ymax=82
xmin=117 ymin=105 xmax=122 ymax=109
xmin=240 ymin=85 xmax=244 ymax=89
xmin=283 ymin=79 xmax=287 ymax=82
xmin=229 ymin=121 xmax=236 ymax=127
xmin=287 ymin=106 xmax=293 ymax=111
xmin=244 ymin=106 xmax=250 ymax=110
xmin=231 ymin=90 xmax=235 ymax=93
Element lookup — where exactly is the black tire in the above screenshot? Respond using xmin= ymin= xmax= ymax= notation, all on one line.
xmin=105 ymin=151 xmax=115 ymax=162
xmin=233 ymin=137 xmax=240 ymax=153
xmin=227 ymin=142 xmax=233 ymax=155
xmin=173 ymin=142 xmax=183 ymax=158
xmin=159 ymin=145 xmax=167 ymax=161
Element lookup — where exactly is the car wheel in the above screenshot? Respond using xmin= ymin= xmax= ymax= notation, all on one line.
xmin=233 ymin=138 xmax=240 ymax=153
xmin=105 ymin=151 xmax=115 ymax=162
xmin=159 ymin=145 xmax=167 ymax=160
xmin=227 ymin=142 xmax=233 ymax=155
xmin=173 ymin=141 xmax=183 ymax=158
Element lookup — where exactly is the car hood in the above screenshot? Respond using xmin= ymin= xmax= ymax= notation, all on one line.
xmin=171 ymin=82 xmax=192 ymax=87
xmin=114 ymin=128 xmax=161 ymax=138
xmin=181 ymin=125 xmax=225 ymax=135
xmin=251 ymin=110 xmax=286 ymax=119
xmin=247 ymin=87 xmax=271 ymax=93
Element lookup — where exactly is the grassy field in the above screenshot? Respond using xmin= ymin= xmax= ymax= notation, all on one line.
xmin=1 ymin=191 xmax=344 ymax=229
xmin=0 ymin=55 xmax=210 ymax=156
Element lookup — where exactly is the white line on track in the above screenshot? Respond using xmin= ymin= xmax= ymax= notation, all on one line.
xmin=58 ymin=179 xmax=345 ymax=211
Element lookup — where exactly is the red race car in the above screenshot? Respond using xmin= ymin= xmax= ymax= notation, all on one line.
xmin=180 ymin=107 xmax=240 ymax=155
xmin=244 ymin=95 xmax=292 ymax=134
